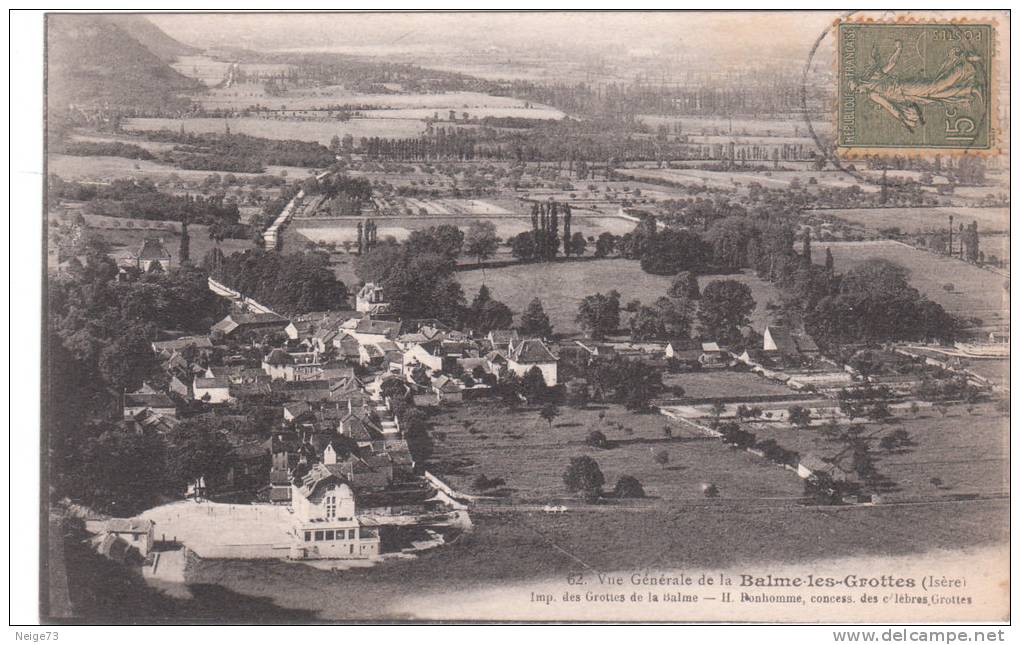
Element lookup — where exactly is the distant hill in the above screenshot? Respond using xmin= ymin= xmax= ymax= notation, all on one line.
xmin=46 ymin=14 xmax=202 ymax=113
xmin=105 ymin=14 xmax=201 ymax=62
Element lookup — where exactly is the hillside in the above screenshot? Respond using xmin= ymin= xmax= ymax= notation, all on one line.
xmin=46 ymin=14 xmax=202 ymax=113
xmin=105 ymin=14 xmax=201 ymax=62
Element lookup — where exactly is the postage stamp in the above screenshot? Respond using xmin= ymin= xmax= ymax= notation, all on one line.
xmin=836 ymin=21 xmax=994 ymax=152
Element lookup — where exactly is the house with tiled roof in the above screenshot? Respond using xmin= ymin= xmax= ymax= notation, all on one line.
xmin=335 ymin=453 xmax=394 ymax=490
xmin=211 ymin=312 xmax=289 ymax=338
xmin=102 ymin=518 xmax=156 ymax=556
xmin=134 ymin=238 xmax=173 ymax=272
xmin=763 ymin=325 xmax=820 ymax=363
xmin=123 ymin=385 xmax=177 ymax=419
xmin=193 ymin=376 xmax=233 ymax=403
xmin=339 ymin=409 xmax=386 ymax=451
xmin=507 ymin=338 xmax=559 ymax=385
xmin=432 ymin=374 xmax=464 ymax=403
xmin=151 ymin=335 xmax=213 ymax=357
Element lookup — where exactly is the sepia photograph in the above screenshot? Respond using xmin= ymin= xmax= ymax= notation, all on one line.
xmin=28 ymin=8 xmax=1010 ymax=626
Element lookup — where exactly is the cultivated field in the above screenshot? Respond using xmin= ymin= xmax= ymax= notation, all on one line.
xmin=618 ymin=167 xmax=882 ymax=193
xmin=458 ymin=261 xmax=782 ymax=335
xmin=815 ymin=241 xmax=1010 ymax=328
xmin=430 ymin=402 xmax=805 ymax=503
xmin=809 ymin=207 xmax=1009 ymax=234
xmin=123 ymin=117 xmax=429 ymax=145
xmin=294 ymin=214 xmax=635 ymax=245
xmin=663 ymin=370 xmax=794 ymax=400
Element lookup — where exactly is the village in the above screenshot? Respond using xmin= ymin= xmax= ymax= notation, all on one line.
xmin=66 ymin=217 xmax=1007 ymax=586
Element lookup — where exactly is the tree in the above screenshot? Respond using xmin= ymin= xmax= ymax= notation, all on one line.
xmin=586 ymin=356 xmax=663 ymax=412
xmin=594 ymin=232 xmax=617 ymax=258
xmin=168 ymin=422 xmax=236 ymax=488
xmin=614 ymin=475 xmax=645 ymax=498
xmin=510 ymin=231 xmax=537 ymax=261
xmin=523 ymin=366 xmax=549 ymax=401
xmin=98 ymin=325 xmax=158 ymax=393
xmin=563 ymin=456 xmax=605 ymax=499
xmin=357 ymin=247 xmax=464 ymax=323
xmin=668 ymin=271 xmax=700 ymax=300
xmin=787 ymin=405 xmax=812 ymax=428
xmin=465 ymin=219 xmax=499 ymax=266
xmin=698 ymin=280 xmax=755 ymax=344
xmin=179 ymin=217 xmax=191 ymax=264
xmin=709 ymin=401 xmax=726 ymax=426
xmin=639 ymin=229 xmax=712 ymax=276
xmin=569 ymin=231 xmax=587 ymax=256
xmin=465 ymin=285 xmax=514 ymax=334
xmin=406 ymin=224 xmax=464 ymax=264
xmin=400 ymin=407 xmax=433 ymax=466
xmin=539 ymin=402 xmax=560 ymax=427
xmin=576 ymin=291 xmax=621 ymax=340
xmin=519 ymin=298 xmax=553 ymax=338
xmin=70 ymin=426 xmax=169 ymax=514
xmin=654 ymin=450 xmax=670 ymax=466
xmin=586 ymin=430 xmax=609 ymax=449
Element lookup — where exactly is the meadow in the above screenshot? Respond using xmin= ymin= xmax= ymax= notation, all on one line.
xmin=748 ymin=402 xmax=1009 ymax=502
xmin=815 ymin=241 xmax=1010 ymax=328
xmin=48 ymin=153 xmax=313 ymax=184
xmin=458 ymin=260 xmax=782 ymax=335
xmin=810 ymin=207 xmax=1009 ymax=234
xmin=430 ymin=402 xmax=805 ymax=503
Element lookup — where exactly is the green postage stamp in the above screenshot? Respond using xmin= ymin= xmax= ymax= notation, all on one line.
xmin=837 ymin=21 xmax=994 ymax=151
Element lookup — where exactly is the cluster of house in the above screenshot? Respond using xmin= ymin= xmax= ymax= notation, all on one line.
xmin=119 ymin=282 xmax=569 ymax=506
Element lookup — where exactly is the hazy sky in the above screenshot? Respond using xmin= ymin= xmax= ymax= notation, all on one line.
xmin=149 ymin=12 xmax=841 ymax=64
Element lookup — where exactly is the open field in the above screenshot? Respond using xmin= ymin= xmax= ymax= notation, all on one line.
xmin=749 ymin=402 xmax=1009 ymax=501
xmin=663 ymin=370 xmax=794 ymax=400
xmin=809 ymin=207 xmax=1009 ymax=234
xmin=459 ymin=260 xmax=782 ymax=335
xmin=815 ymin=241 xmax=1010 ymax=328
xmin=48 ymin=153 xmax=312 ymax=184
xmin=430 ymin=402 xmax=805 ymax=503
xmin=124 ymin=117 xmax=428 ymax=145
xmin=618 ymin=167 xmax=882 ymax=193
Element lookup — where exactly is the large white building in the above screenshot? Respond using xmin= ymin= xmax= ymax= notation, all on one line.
xmin=289 ymin=464 xmax=380 ymax=560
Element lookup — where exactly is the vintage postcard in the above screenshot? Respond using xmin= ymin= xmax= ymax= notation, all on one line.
xmin=36 ymin=10 xmax=1009 ymax=625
